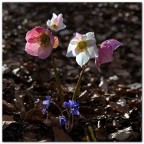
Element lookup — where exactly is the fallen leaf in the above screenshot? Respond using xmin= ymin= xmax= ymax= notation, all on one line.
xmin=3 ymin=115 xmax=14 ymax=121
xmin=53 ymin=127 xmax=73 ymax=141
xmin=24 ymin=108 xmax=46 ymax=123
xmin=116 ymin=98 xmax=126 ymax=107
xmin=108 ymin=126 xmax=132 ymax=140
xmin=109 ymin=102 xmax=127 ymax=113
xmin=78 ymin=90 xmax=89 ymax=102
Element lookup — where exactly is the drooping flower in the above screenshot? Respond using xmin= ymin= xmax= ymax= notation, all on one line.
xmin=66 ymin=32 xmax=98 ymax=67
xmin=95 ymin=39 xmax=123 ymax=70
xmin=25 ymin=26 xmax=54 ymax=59
xmin=47 ymin=13 xmax=66 ymax=32
xmin=42 ymin=96 xmax=51 ymax=109
xmin=59 ymin=116 xmax=67 ymax=126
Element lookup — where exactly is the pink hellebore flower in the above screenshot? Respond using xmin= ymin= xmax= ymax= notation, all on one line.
xmin=95 ymin=39 xmax=123 ymax=70
xmin=47 ymin=13 xmax=66 ymax=32
xmin=25 ymin=26 xmax=54 ymax=59
xmin=66 ymin=32 xmax=98 ymax=67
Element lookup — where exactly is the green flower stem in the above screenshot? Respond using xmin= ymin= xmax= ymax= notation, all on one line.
xmin=88 ymin=125 xmax=96 ymax=141
xmin=51 ymin=54 xmax=64 ymax=103
xmin=72 ymin=65 xmax=86 ymax=100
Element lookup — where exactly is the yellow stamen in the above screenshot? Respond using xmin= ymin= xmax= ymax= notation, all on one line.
xmin=51 ymin=24 xmax=58 ymax=29
xmin=77 ymin=40 xmax=88 ymax=52
xmin=38 ymin=33 xmax=50 ymax=48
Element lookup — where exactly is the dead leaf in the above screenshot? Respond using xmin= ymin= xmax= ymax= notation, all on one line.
xmin=3 ymin=115 xmax=14 ymax=121
xmin=79 ymin=106 xmax=95 ymax=117
xmin=108 ymin=126 xmax=132 ymax=140
xmin=109 ymin=102 xmax=127 ymax=113
xmin=95 ymin=127 xmax=107 ymax=141
xmin=24 ymin=108 xmax=46 ymax=123
xmin=3 ymin=121 xmax=16 ymax=129
xmin=116 ymin=98 xmax=126 ymax=107
xmin=53 ymin=127 xmax=73 ymax=141
xmin=78 ymin=90 xmax=89 ymax=102
xmin=22 ymin=123 xmax=54 ymax=141
xmin=3 ymin=100 xmax=15 ymax=110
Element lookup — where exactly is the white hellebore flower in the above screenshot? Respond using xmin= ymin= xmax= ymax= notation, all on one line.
xmin=47 ymin=13 xmax=66 ymax=32
xmin=66 ymin=32 xmax=98 ymax=67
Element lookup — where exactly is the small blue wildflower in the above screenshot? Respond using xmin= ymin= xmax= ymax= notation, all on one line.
xmin=42 ymin=109 xmax=47 ymax=114
xmin=43 ymin=95 xmax=51 ymax=109
xmin=63 ymin=100 xmax=80 ymax=115
xmin=69 ymin=100 xmax=79 ymax=108
xmin=59 ymin=116 xmax=67 ymax=126
xmin=63 ymin=101 xmax=70 ymax=108
xmin=63 ymin=100 xmax=79 ymax=108
xmin=71 ymin=107 xmax=80 ymax=115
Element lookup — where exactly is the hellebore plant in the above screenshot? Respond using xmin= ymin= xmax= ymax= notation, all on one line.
xmin=25 ymin=12 xmax=123 ymax=139
xmin=25 ymin=13 xmax=65 ymax=103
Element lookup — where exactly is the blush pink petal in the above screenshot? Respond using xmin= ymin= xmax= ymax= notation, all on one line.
xmin=49 ymin=34 xmax=54 ymax=47
xmin=57 ymin=14 xmax=63 ymax=24
xmin=26 ymin=26 xmax=45 ymax=41
xmin=25 ymin=42 xmax=40 ymax=56
xmin=27 ymin=37 xmax=39 ymax=43
xmin=96 ymin=39 xmax=123 ymax=69
xmin=38 ymin=46 xmax=53 ymax=59
xmin=25 ymin=27 xmax=54 ymax=59
xmin=35 ymin=27 xmax=46 ymax=33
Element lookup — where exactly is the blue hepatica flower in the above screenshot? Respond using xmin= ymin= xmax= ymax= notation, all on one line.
xmin=63 ymin=101 xmax=71 ymax=108
xmin=42 ymin=109 xmax=47 ymax=114
xmin=63 ymin=100 xmax=80 ymax=115
xmin=43 ymin=95 xmax=51 ymax=109
xmin=69 ymin=100 xmax=79 ymax=108
xmin=59 ymin=116 xmax=67 ymax=126
xmin=72 ymin=107 xmax=80 ymax=115
xmin=63 ymin=100 xmax=79 ymax=108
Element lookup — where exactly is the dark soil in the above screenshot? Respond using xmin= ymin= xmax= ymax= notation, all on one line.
xmin=2 ymin=2 xmax=142 ymax=142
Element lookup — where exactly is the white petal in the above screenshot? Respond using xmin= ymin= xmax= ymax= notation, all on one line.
xmin=57 ymin=23 xmax=66 ymax=31
xmin=47 ymin=20 xmax=51 ymax=27
xmin=81 ymin=35 xmax=87 ymax=40
xmin=70 ymin=40 xmax=78 ymax=45
xmin=87 ymin=39 xmax=96 ymax=47
xmin=76 ymin=52 xmax=90 ymax=67
xmin=86 ymin=32 xmax=96 ymax=42
xmin=66 ymin=44 xmax=77 ymax=57
xmin=86 ymin=45 xmax=98 ymax=58
xmin=73 ymin=32 xmax=82 ymax=41
xmin=52 ymin=13 xmax=57 ymax=19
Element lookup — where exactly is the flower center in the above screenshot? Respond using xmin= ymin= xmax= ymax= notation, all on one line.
xmin=77 ymin=41 xmax=88 ymax=52
xmin=51 ymin=24 xmax=58 ymax=29
xmin=38 ymin=33 xmax=50 ymax=48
